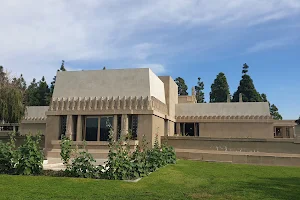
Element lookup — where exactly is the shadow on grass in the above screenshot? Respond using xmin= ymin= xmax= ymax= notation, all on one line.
xmin=234 ymin=177 xmax=300 ymax=200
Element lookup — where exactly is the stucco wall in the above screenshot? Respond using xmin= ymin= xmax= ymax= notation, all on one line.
xmin=149 ymin=69 xmax=166 ymax=104
xmin=152 ymin=115 xmax=165 ymax=146
xmin=137 ymin=115 xmax=153 ymax=146
xmin=45 ymin=116 xmax=60 ymax=155
xmin=158 ymin=76 xmax=178 ymax=120
xmin=53 ymin=68 xmax=165 ymax=104
xmin=162 ymin=136 xmax=300 ymax=154
xmin=296 ymin=125 xmax=300 ymax=137
xmin=20 ymin=123 xmax=46 ymax=135
xmin=199 ymin=122 xmax=274 ymax=138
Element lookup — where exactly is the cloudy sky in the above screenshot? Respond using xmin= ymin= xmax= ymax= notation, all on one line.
xmin=1 ymin=0 xmax=300 ymax=119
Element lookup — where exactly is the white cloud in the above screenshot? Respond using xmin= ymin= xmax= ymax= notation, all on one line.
xmin=0 ymin=0 xmax=299 ymax=82
xmin=246 ymin=38 xmax=294 ymax=53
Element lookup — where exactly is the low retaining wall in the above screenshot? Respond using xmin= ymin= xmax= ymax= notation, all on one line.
xmin=162 ymin=136 xmax=300 ymax=154
xmin=0 ymin=135 xmax=45 ymax=149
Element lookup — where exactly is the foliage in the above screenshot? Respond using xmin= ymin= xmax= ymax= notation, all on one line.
xmin=296 ymin=116 xmax=300 ymax=125
xmin=104 ymin=127 xmax=134 ymax=180
xmin=26 ymin=76 xmax=50 ymax=106
xmin=67 ymin=150 xmax=98 ymax=178
xmin=0 ymin=66 xmax=26 ymax=123
xmin=16 ymin=134 xmax=44 ymax=175
xmin=270 ymin=104 xmax=283 ymax=120
xmin=232 ymin=63 xmax=262 ymax=102
xmin=0 ymin=133 xmax=18 ymax=174
xmin=174 ymin=77 xmax=188 ymax=95
xmin=195 ymin=77 xmax=205 ymax=103
xmin=210 ymin=72 xmax=230 ymax=103
xmin=60 ymin=136 xmax=73 ymax=166
xmin=261 ymin=93 xmax=268 ymax=102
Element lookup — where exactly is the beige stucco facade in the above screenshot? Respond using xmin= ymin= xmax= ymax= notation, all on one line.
xmin=15 ymin=68 xmax=297 ymax=160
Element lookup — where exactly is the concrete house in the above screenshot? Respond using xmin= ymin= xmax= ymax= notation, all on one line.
xmin=7 ymin=68 xmax=298 ymax=165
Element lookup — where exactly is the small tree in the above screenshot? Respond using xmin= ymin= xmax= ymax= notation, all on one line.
xmin=195 ymin=77 xmax=205 ymax=103
xmin=270 ymin=104 xmax=283 ymax=120
xmin=174 ymin=77 xmax=188 ymax=95
xmin=210 ymin=72 xmax=230 ymax=103
xmin=295 ymin=116 xmax=300 ymax=125
xmin=232 ymin=63 xmax=262 ymax=102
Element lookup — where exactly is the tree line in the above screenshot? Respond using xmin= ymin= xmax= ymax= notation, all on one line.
xmin=174 ymin=63 xmax=283 ymax=120
xmin=0 ymin=62 xmax=297 ymax=123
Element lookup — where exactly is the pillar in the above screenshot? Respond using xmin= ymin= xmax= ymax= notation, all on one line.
xmin=176 ymin=123 xmax=180 ymax=136
xmin=183 ymin=123 xmax=186 ymax=136
xmin=113 ymin=115 xmax=118 ymax=140
xmin=13 ymin=125 xmax=16 ymax=133
xmin=66 ymin=115 xmax=74 ymax=140
xmin=198 ymin=123 xmax=201 ymax=137
xmin=194 ymin=123 xmax=197 ymax=136
xmin=121 ymin=114 xmax=128 ymax=136
xmin=282 ymin=127 xmax=287 ymax=138
xmin=76 ymin=115 xmax=83 ymax=141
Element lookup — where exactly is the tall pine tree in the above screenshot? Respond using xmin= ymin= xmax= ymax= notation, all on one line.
xmin=37 ymin=76 xmax=50 ymax=106
xmin=26 ymin=78 xmax=40 ymax=106
xmin=210 ymin=72 xmax=230 ymax=103
xmin=174 ymin=77 xmax=188 ymax=95
xmin=232 ymin=63 xmax=262 ymax=102
xmin=195 ymin=77 xmax=205 ymax=103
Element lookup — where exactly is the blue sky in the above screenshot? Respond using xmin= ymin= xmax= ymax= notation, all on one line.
xmin=1 ymin=0 xmax=299 ymax=119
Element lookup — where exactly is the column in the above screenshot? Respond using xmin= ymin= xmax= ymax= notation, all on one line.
xmin=121 ymin=114 xmax=128 ymax=137
xmin=13 ymin=125 xmax=16 ymax=133
xmin=76 ymin=115 xmax=83 ymax=141
xmin=198 ymin=123 xmax=201 ymax=137
xmin=66 ymin=115 xmax=74 ymax=140
xmin=183 ymin=123 xmax=186 ymax=136
xmin=282 ymin=127 xmax=287 ymax=138
xmin=113 ymin=115 xmax=118 ymax=140
xmin=194 ymin=123 xmax=197 ymax=136
xmin=176 ymin=123 xmax=180 ymax=136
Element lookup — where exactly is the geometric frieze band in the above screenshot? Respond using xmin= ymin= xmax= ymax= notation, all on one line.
xmin=49 ymin=96 xmax=168 ymax=115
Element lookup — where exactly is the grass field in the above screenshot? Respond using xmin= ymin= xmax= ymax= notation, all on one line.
xmin=0 ymin=160 xmax=299 ymax=200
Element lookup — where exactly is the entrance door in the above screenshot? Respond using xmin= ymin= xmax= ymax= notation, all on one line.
xmin=100 ymin=116 xmax=113 ymax=141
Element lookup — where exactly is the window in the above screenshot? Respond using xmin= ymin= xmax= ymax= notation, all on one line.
xmin=85 ymin=116 xmax=114 ymax=141
xmin=59 ymin=115 xmax=67 ymax=139
xmin=117 ymin=115 xmax=122 ymax=140
xmin=85 ymin=117 xmax=98 ymax=141
xmin=100 ymin=116 xmax=113 ymax=141
xmin=286 ymin=127 xmax=290 ymax=138
xmin=128 ymin=115 xmax=138 ymax=140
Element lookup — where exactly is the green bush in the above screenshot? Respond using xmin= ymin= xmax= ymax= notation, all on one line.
xmin=67 ymin=150 xmax=98 ymax=178
xmin=16 ymin=134 xmax=44 ymax=175
xmin=0 ymin=133 xmax=18 ymax=174
xmin=60 ymin=136 xmax=73 ymax=166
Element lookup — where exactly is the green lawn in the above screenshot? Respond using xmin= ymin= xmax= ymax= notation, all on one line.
xmin=0 ymin=160 xmax=300 ymax=200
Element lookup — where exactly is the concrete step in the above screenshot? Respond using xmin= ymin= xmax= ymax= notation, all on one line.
xmin=47 ymin=149 xmax=109 ymax=160
xmin=175 ymin=149 xmax=300 ymax=167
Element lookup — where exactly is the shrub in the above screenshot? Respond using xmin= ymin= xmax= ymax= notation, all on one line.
xmin=104 ymin=127 xmax=134 ymax=180
xmin=60 ymin=136 xmax=73 ymax=166
xmin=67 ymin=150 xmax=97 ymax=178
xmin=0 ymin=133 xmax=18 ymax=174
xmin=131 ymin=135 xmax=150 ymax=177
xmin=16 ymin=134 xmax=44 ymax=175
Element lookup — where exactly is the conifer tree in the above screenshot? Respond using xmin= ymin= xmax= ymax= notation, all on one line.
xmin=232 ymin=63 xmax=262 ymax=102
xmin=210 ymin=72 xmax=230 ymax=102
xmin=270 ymin=104 xmax=283 ymax=120
xmin=195 ymin=77 xmax=205 ymax=103
xmin=174 ymin=77 xmax=188 ymax=95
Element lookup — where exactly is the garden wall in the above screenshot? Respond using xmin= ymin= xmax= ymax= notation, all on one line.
xmin=0 ymin=135 xmax=45 ymax=149
xmin=161 ymin=136 xmax=300 ymax=154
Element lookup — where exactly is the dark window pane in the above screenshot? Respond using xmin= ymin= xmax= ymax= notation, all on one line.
xmin=117 ymin=115 xmax=122 ymax=140
xmin=59 ymin=116 xmax=67 ymax=139
xmin=100 ymin=116 xmax=113 ymax=141
xmin=86 ymin=118 xmax=98 ymax=141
